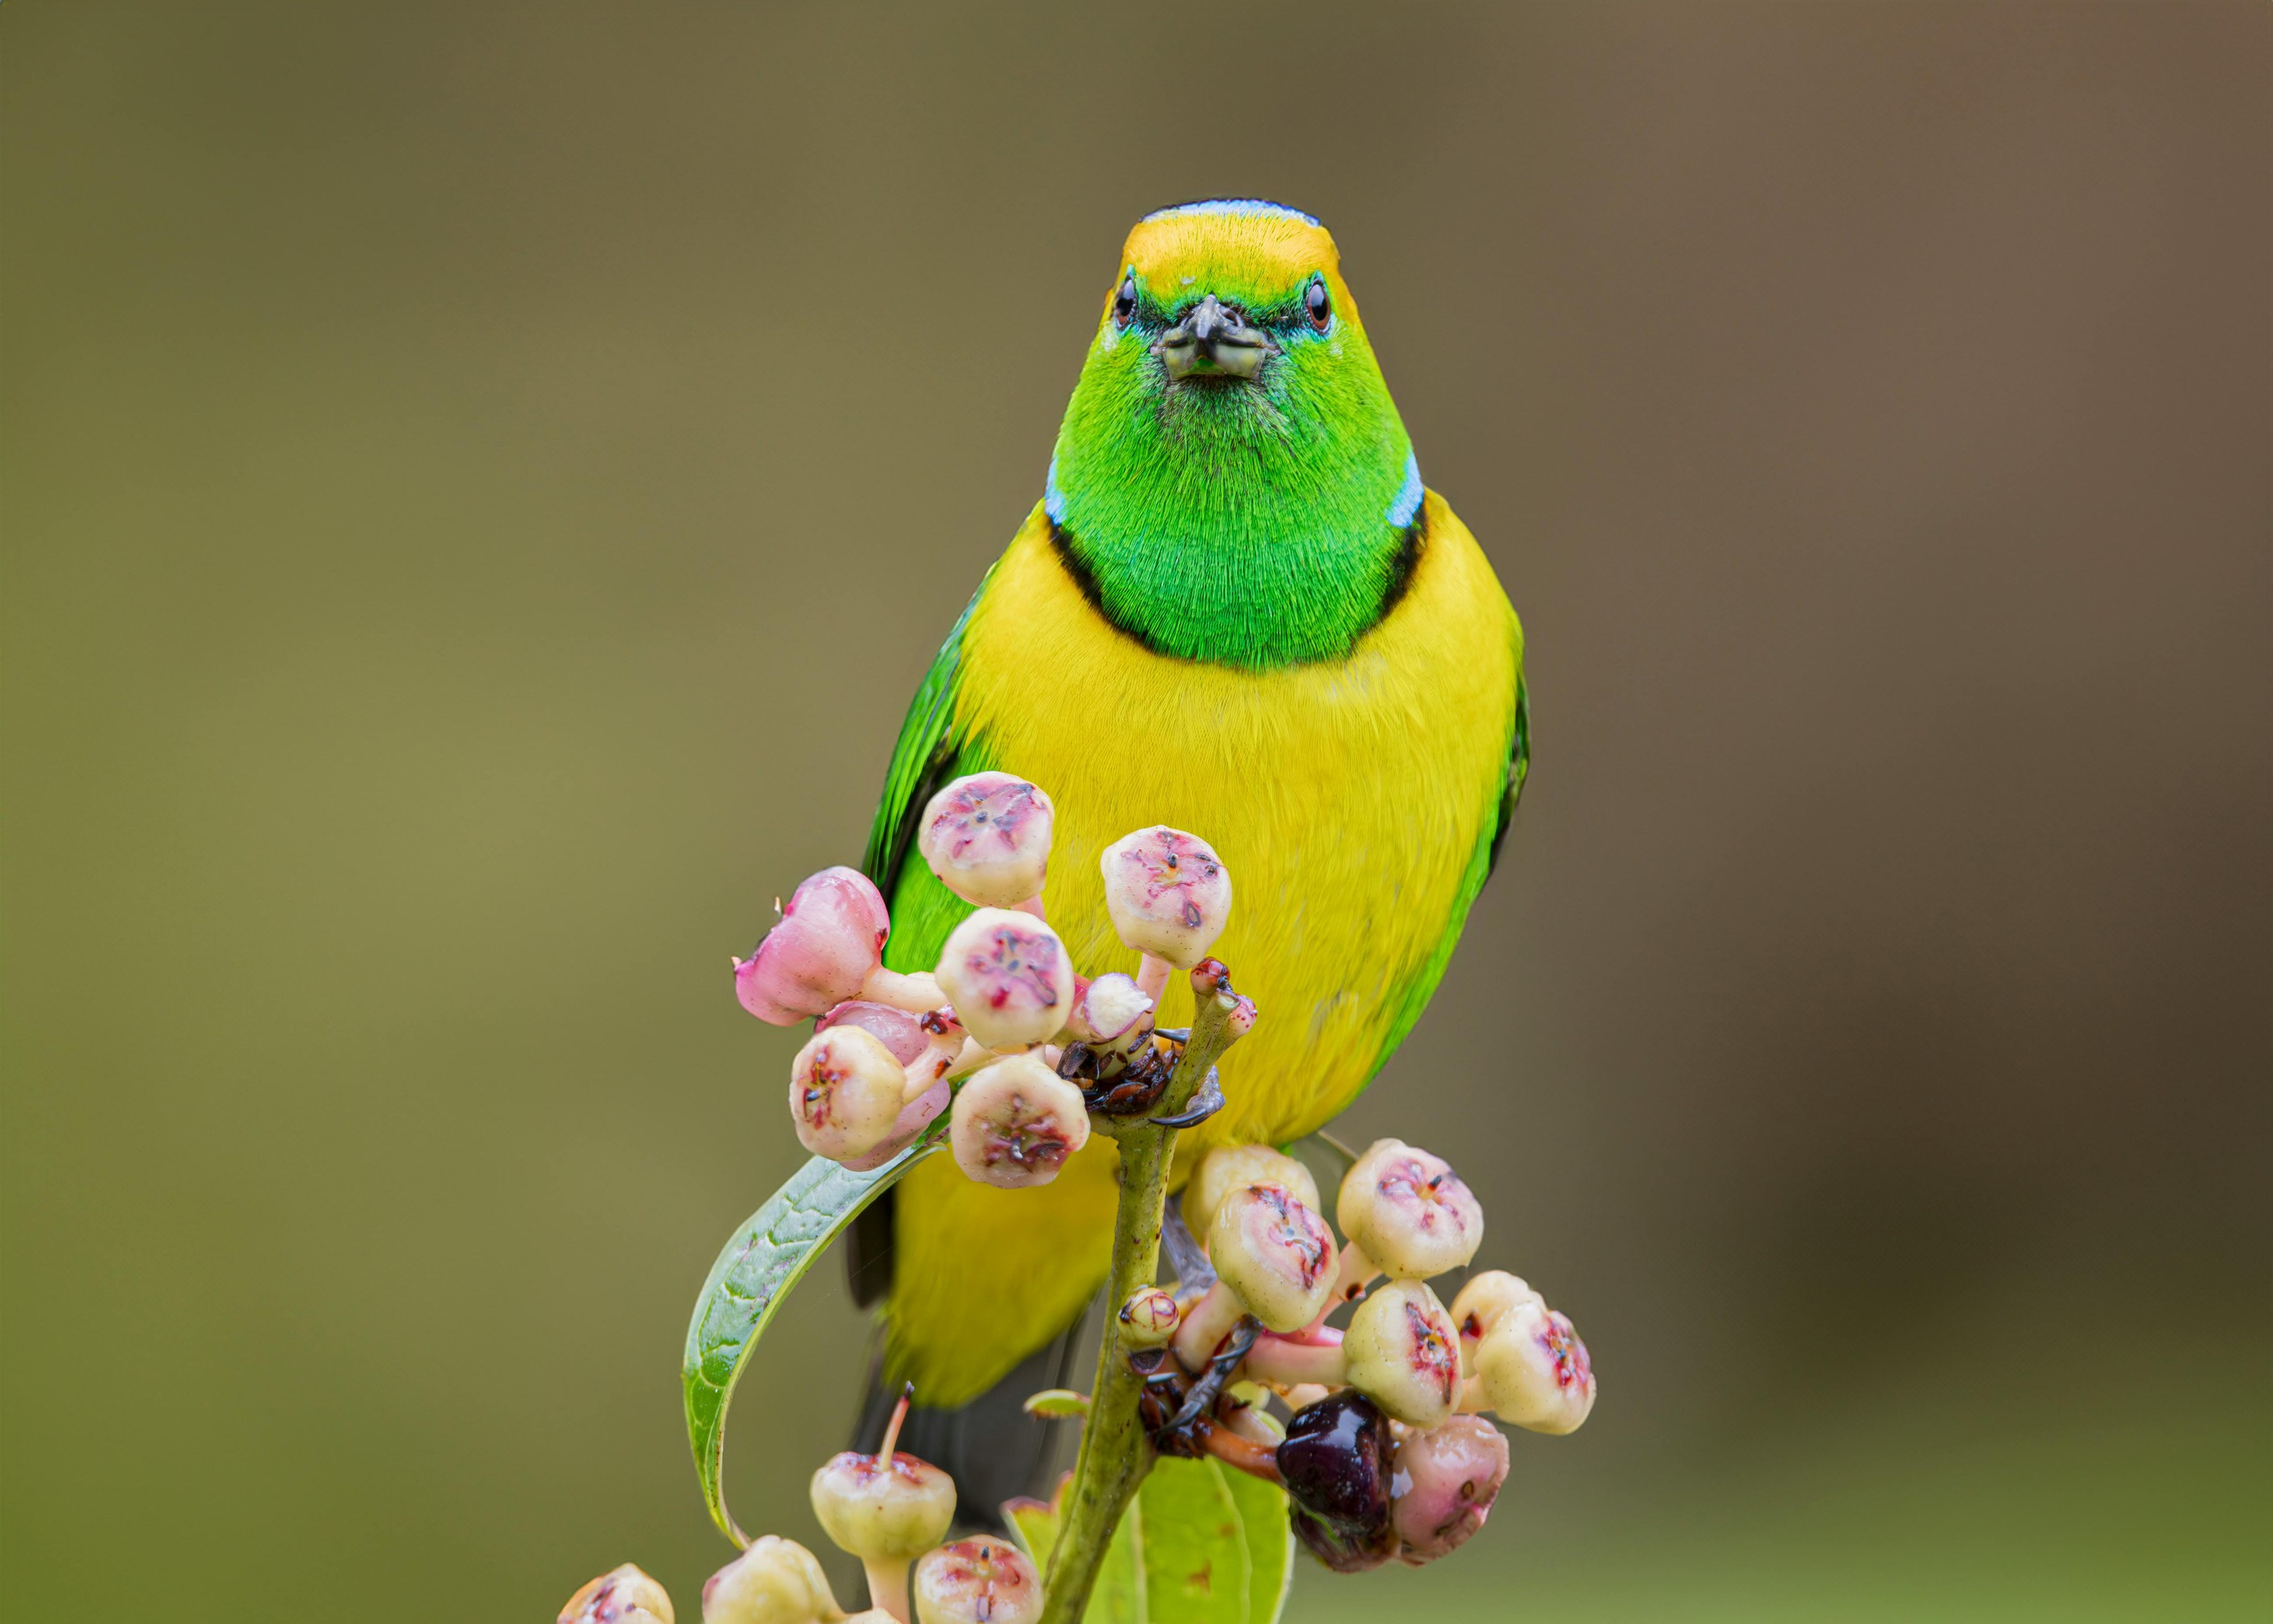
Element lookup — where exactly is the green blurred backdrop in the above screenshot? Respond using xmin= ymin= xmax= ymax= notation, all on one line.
xmin=4 ymin=4 xmax=2268 ymax=1619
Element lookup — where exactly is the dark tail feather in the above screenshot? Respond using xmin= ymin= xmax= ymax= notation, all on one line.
xmin=852 ymin=1316 xmax=1090 ymax=1535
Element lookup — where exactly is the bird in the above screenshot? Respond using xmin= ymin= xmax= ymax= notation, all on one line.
xmin=848 ymin=199 xmax=1527 ymax=1519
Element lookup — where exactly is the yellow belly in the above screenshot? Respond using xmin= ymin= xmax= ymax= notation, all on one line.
xmin=887 ymin=492 xmax=1520 ymax=1404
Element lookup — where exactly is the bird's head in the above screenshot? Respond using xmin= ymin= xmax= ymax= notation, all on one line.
xmin=1057 ymin=199 xmax=1396 ymax=446
xmin=1044 ymin=200 xmax=1422 ymax=667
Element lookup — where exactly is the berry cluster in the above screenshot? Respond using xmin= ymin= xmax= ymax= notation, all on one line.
xmin=1124 ymin=1137 xmax=1595 ymax=1571
xmin=733 ymin=772 xmax=1245 ymax=1182
xmin=565 ymin=769 xmax=1596 ymax=1619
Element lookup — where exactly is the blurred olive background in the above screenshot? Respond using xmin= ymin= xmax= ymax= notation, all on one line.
xmin=4 ymin=3 xmax=2268 ymax=1620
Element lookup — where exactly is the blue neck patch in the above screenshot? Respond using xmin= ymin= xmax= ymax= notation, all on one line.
xmin=1385 ymin=450 xmax=1424 ymax=528
xmin=1043 ymin=456 xmax=1066 ymax=524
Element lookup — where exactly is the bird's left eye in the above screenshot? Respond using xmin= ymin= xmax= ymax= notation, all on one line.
xmin=1304 ymin=277 xmax=1332 ymax=331
xmin=1113 ymin=275 xmax=1138 ymax=329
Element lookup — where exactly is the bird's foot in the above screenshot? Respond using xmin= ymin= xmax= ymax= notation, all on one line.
xmin=1150 ymin=1066 xmax=1224 ymax=1129
xmin=1063 ymin=1031 xmax=1183 ymax=1118
xmin=1131 ymin=1316 xmax=1263 ymax=1462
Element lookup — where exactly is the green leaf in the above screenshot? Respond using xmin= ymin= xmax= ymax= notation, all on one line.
xmin=1137 ymin=1457 xmax=1251 ymax=1623
xmin=1092 ymin=1507 xmax=1146 ymax=1624
xmin=682 ymin=1126 xmax=946 ymax=1544
xmin=1218 ymin=1462 xmax=1295 ymax=1624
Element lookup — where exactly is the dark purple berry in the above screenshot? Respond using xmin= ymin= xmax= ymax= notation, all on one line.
xmin=1276 ymin=1390 xmax=1394 ymax=1533
xmin=1292 ymin=1506 xmax=1398 ymax=1573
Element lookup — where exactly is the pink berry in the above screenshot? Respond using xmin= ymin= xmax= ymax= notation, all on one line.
xmin=1390 ymin=1415 xmax=1509 ymax=1564
xmin=932 ymin=908 xmax=1073 ymax=1052
xmin=701 ymin=1537 xmax=839 ymax=1624
xmin=1475 ymin=1299 xmax=1596 ymax=1435
xmin=1344 ymin=1279 xmax=1463 ymax=1427
xmin=1336 ymin=1139 xmax=1484 ymax=1280
xmin=788 ymin=1026 xmax=908 ymax=1162
xmin=911 ymin=1538 xmax=1041 ymax=1624
xmin=558 ymin=1564 xmax=673 ymax=1624
xmin=734 ymin=867 xmax=891 ymax=1026
xmin=917 ymin=772 xmax=1055 ymax=907
xmin=948 ymin=1056 xmax=1089 ymax=1189
xmin=1208 ymin=1182 xmax=1338 ymax=1332
xmin=1099 ymin=826 xmax=1232 ymax=969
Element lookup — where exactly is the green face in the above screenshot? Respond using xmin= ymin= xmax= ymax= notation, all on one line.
xmin=1044 ymin=202 xmax=1422 ymax=669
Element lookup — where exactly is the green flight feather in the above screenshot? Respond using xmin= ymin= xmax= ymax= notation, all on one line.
xmin=860 ymin=568 xmax=992 ymax=899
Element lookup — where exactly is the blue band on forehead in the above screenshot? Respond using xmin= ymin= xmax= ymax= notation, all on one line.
xmin=1139 ymin=198 xmax=1324 ymax=228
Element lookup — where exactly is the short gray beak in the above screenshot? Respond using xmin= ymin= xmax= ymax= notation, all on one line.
xmin=1152 ymin=294 xmax=1271 ymax=381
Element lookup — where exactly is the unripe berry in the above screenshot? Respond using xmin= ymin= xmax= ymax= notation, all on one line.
xmin=1475 ymin=1299 xmax=1596 ymax=1435
xmin=1184 ymin=1145 xmax=1320 ymax=1248
xmin=1390 ymin=1414 xmax=1509 ymax=1564
xmin=734 ymin=867 xmax=891 ymax=1026
xmin=912 ymin=1538 xmax=1042 ymax=1624
xmin=810 ymin=1389 xmax=956 ymax=1620
xmin=1117 ymin=1285 xmax=1181 ymax=1348
xmin=561 ymin=1564 xmax=674 ymax=1624
xmin=810 ymin=1449 xmax=957 ymax=1564
xmin=1099 ymin=826 xmax=1232 ymax=969
xmin=789 ymin=1026 xmax=908 ymax=1163
xmin=1343 ymin=1279 xmax=1463 ymax=1427
xmin=1336 ymin=1139 xmax=1484 ymax=1280
xmin=932 ymin=908 xmax=1073 ymax=1052
xmin=1448 ymin=1270 xmax=1543 ymax=1378
xmin=700 ymin=1536 xmax=841 ymax=1624
xmin=917 ymin=772 xmax=1055 ymax=908
xmin=1208 ymin=1182 xmax=1337 ymax=1333
xmin=949 ymin=1055 xmax=1089 ymax=1189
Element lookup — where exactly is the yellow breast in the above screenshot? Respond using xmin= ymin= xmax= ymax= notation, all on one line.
xmin=962 ymin=490 xmax=1519 ymax=1140
xmin=885 ymin=492 xmax=1519 ymax=1401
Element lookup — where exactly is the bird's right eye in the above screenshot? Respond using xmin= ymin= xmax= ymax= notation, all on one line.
xmin=1113 ymin=275 xmax=1138 ymax=329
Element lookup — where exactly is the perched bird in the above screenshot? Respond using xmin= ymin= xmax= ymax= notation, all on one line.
xmin=850 ymin=200 xmax=1528 ymax=1515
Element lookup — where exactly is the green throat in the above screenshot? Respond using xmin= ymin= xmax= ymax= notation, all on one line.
xmin=1044 ymin=312 xmax=1422 ymax=670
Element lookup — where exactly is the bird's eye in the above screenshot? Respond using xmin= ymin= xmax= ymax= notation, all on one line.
xmin=1304 ymin=277 xmax=1332 ymax=331
xmin=1113 ymin=275 xmax=1138 ymax=329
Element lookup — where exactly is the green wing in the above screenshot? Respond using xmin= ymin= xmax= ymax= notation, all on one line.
xmin=849 ymin=569 xmax=994 ymax=1305
xmin=861 ymin=567 xmax=992 ymax=909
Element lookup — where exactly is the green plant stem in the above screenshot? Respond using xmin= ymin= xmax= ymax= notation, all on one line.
xmin=1041 ymin=983 xmax=1240 ymax=1623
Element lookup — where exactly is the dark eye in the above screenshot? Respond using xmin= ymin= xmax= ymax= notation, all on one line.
xmin=1304 ymin=277 xmax=1332 ymax=331
xmin=1113 ymin=274 xmax=1138 ymax=329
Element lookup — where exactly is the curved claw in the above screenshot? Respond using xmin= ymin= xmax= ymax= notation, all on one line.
xmin=1150 ymin=1067 xmax=1224 ymax=1129
xmin=1166 ymin=1314 xmax=1260 ymax=1435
